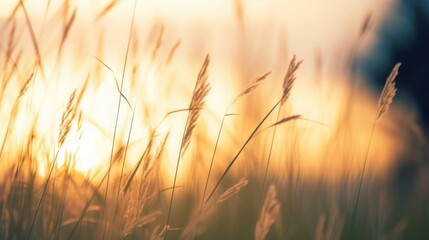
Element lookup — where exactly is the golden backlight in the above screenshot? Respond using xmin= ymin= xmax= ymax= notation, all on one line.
xmin=3 ymin=1 xmax=427 ymax=240
xmin=0 ymin=0 xmax=410 ymax=182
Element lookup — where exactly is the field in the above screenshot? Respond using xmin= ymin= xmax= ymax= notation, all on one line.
xmin=0 ymin=1 xmax=428 ymax=239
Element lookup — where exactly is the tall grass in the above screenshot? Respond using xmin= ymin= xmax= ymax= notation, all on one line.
xmin=348 ymin=63 xmax=401 ymax=237
xmin=0 ymin=1 xmax=427 ymax=240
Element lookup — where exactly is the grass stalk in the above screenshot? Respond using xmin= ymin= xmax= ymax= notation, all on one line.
xmin=261 ymin=109 xmax=281 ymax=198
xmin=102 ymin=0 xmax=137 ymax=237
xmin=195 ymin=72 xmax=270 ymax=239
xmin=206 ymin=56 xmax=301 ymax=203
xmin=205 ymin=98 xmax=282 ymax=203
xmin=18 ymin=0 xmax=45 ymax=78
xmin=165 ymin=54 xmax=211 ymax=239
xmin=348 ymin=63 xmax=400 ymax=236
xmin=27 ymin=150 xmax=61 ymax=240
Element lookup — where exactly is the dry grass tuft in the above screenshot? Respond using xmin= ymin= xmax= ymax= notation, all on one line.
xmin=376 ymin=63 xmax=400 ymax=122
xmin=57 ymin=80 xmax=88 ymax=147
xmin=181 ymin=54 xmax=211 ymax=157
xmin=217 ymin=178 xmax=248 ymax=203
xmin=281 ymin=55 xmax=303 ymax=106
xmin=122 ymin=190 xmax=162 ymax=238
xmin=255 ymin=185 xmax=281 ymax=240
xmin=266 ymin=114 xmax=302 ymax=129
xmin=233 ymin=72 xmax=271 ymax=105
xmin=58 ymin=90 xmax=78 ymax=147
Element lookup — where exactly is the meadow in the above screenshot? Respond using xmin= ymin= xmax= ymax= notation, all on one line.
xmin=0 ymin=0 xmax=428 ymax=239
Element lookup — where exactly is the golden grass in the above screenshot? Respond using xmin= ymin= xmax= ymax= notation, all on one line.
xmin=377 ymin=63 xmax=400 ymax=122
xmin=281 ymin=55 xmax=303 ymax=106
xmin=181 ymin=54 xmax=211 ymax=157
xmin=255 ymin=185 xmax=281 ymax=240
xmin=232 ymin=72 xmax=271 ymax=106
xmin=349 ymin=62 xmax=401 ymax=237
xmin=58 ymin=90 xmax=78 ymax=147
xmin=165 ymin=54 xmax=211 ymax=238
xmin=217 ymin=177 xmax=248 ymax=203
xmin=0 ymin=1 xmax=426 ymax=240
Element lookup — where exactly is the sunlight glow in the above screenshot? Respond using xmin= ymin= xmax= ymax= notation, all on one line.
xmin=0 ymin=0 xmax=406 ymax=182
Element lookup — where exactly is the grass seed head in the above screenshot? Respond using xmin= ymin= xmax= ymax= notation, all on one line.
xmin=281 ymin=55 xmax=303 ymax=106
xmin=377 ymin=63 xmax=400 ymax=122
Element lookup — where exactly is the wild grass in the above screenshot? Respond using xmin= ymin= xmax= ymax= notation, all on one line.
xmin=348 ymin=63 xmax=401 ymax=237
xmin=165 ymin=54 xmax=211 ymax=238
xmin=0 ymin=1 xmax=428 ymax=240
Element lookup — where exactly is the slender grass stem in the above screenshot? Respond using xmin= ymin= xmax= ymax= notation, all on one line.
xmin=102 ymin=0 xmax=137 ymax=238
xmin=164 ymin=113 xmax=191 ymax=239
xmin=112 ymin=105 xmax=136 ymax=237
xmin=194 ymin=114 xmax=228 ymax=239
xmin=262 ymin=108 xmax=281 ymax=198
xmin=27 ymin=149 xmax=60 ymax=240
xmin=206 ymin=99 xmax=282 ymax=204
xmin=56 ymin=168 xmax=71 ymax=240
xmin=165 ymin=55 xmax=210 ymax=239
xmin=18 ymin=0 xmax=45 ymax=78
xmin=348 ymin=120 xmax=376 ymax=236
